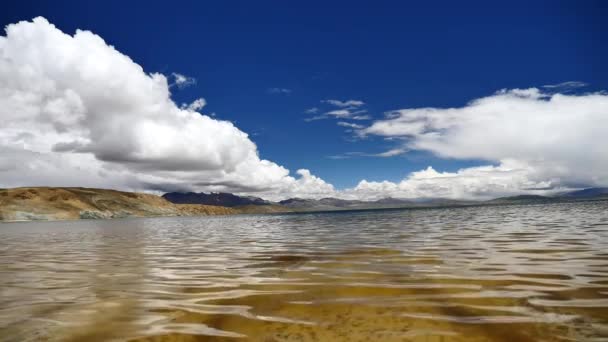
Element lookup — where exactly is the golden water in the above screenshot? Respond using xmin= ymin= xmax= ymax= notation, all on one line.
xmin=1 ymin=201 xmax=608 ymax=341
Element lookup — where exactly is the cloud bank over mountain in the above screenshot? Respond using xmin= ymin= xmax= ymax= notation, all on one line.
xmin=1 ymin=18 xmax=606 ymax=200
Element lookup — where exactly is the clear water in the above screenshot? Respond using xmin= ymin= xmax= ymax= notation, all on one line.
xmin=1 ymin=201 xmax=608 ymax=341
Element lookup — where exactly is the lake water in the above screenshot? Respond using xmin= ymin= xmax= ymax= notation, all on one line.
xmin=1 ymin=201 xmax=608 ymax=341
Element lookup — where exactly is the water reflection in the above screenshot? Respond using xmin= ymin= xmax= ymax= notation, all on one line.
xmin=1 ymin=201 xmax=607 ymax=341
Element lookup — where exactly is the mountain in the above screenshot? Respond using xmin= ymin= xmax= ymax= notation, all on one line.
xmin=279 ymin=197 xmax=365 ymax=211
xmin=279 ymin=197 xmax=473 ymax=211
xmin=278 ymin=198 xmax=319 ymax=208
xmin=0 ymin=187 xmax=239 ymax=221
xmin=558 ymin=187 xmax=608 ymax=199
xmin=5 ymin=187 xmax=607 ymax=222
xmin=483 ymin=189 xmax=608 ymax=204
xmin=373 ymin=197 xmax=415 ymax=205
xmin=488 ymin=195 xmax=553 ymax=204
xmin=163 ymin=192 xmax=271 ymax=207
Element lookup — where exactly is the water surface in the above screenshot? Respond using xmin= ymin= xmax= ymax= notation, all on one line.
xmin=1 ymin=201 xmax=608 ymax=341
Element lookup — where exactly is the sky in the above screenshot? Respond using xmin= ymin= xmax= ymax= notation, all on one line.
xmin=1 ymin=1 xmax=607 ymax=200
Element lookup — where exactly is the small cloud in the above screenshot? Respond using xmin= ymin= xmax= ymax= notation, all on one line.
xmin=181 ymin=98 xmax=206 ymax=112
xmin=542 ymin=81 xmax=587 ymax=89
xmin=327 ymin=109 xmax=369 ymax=119
xmin=304 ymin=115 xmax=326 ymax=122
xmin=306 ymin=108 xmax=370 ymax=122
xmin=337 ymin=121 xmax=364 ymax=129
xmin=268 ymin=87 xmax=292 ymax=94
xmin=327 ymin=152 xmax=366 ymax=160
xmin=374 ymin=148 xmax=408 ymax=157
xmin=542 ymin=81 xmax=588 ymax=94
xmin=327 ymin=154 xmax=352 ymax=160
xmin=171 ymin=72 xmax=196 ymax=88
xmin=326 ymin=109 xmax=352 ymax=118
xmin=305 ymin=99 xmax=371 ymax=122
xmin=323 ymin=99 xmax=365 ymax=107
xmin=327 ymin=148 xmax=408 ymax=159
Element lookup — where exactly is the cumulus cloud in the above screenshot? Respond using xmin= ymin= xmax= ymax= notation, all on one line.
xmin=2 ymin=18 xmax=605 ymax=202
xmin=358 ymin=87 xmax=608 ymax=197
xmin=342 ymin=160 xmax=556 ymax=200
xmin=275 ymin=169 xmax=336 ymax=199
xmin=0 ymin=17 xmax=328 ymax=200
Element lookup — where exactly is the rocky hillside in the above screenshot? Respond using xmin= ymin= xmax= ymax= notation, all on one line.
xmin=163 ymin=192 xmax=270 ymax=207
xmin=0 ymin=187 xmax=238 ymax=221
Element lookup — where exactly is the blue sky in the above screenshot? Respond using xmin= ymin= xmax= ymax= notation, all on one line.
xmin=1 ymin=1 xmax=607 ymax=199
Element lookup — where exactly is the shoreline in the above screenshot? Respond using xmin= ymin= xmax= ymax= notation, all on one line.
xmin=2 ymin=186 xmax=607 ymax=223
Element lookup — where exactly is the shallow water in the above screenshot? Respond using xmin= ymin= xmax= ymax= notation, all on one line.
xmin=1 ymin=201 xmax=608 ymax=341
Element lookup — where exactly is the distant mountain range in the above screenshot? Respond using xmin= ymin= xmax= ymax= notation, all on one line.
xmin=162 ymin=192 xmax=271 ymax=207
xmin=557 ymin=187 xmax=608 ymax=198
xmin=276 ymin=197 xmax=475 ymax=211
xmin=487 ymin=194 xmax=555 ymax=204
xmin=2 ymin=187 xmax=607 ymax=222
xmin=161 ymin=192 xmax=476 ymax=211
xmin=481 ymin=188 xmax=608 ymax=204
xmin=162 ymin=187 xmax=608 ymax=212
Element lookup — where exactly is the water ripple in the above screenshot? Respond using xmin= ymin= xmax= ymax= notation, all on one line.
xmin=1 ymin=201 xmax=607 ymax=341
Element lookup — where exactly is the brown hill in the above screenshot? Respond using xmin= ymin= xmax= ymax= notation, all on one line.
xmin=0 ymin=187 xmax=239 ymax=221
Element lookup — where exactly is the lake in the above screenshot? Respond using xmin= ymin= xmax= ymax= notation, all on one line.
xmin=1 ymin=201 xmax=608 ymax=341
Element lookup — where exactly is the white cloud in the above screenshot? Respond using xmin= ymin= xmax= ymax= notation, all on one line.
xmin=182 ymin=98 xmax=206 ymax=111
xmin=359 ymin=88 xmax=608 ymax=195
xmin=306 ymin=109 xmax=370 ymax=122
xmin=326 ymin=109 xmax=352 ymax=118
xmin=542 ymin=81 xmax=587 ymax=89
xmin=171 ymin=72 xmax=196 ymax=88
xmin=1 ymin=18 xmax=605 ymax=202
xmin=267 ymin=87 xmax=292 ymax=94
xmin=305 ymin=98 xmax=370 ymax=122
xmin=326 ymin=147 xmax=407 ymax=160
xmin=323 ymin=99 xmax=365 ymax=107
xmin=337 ymin=121 xmax=364 ymax=129
xmin=275 ymin=169 xmax=336 ymax=199
xmin=342 ymin=159 xmax=556 ymax=200
xmin=374 ymin=148 xmax=408 ymax=157
xmin=0 ymin=17 xmax=327 ymax=201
